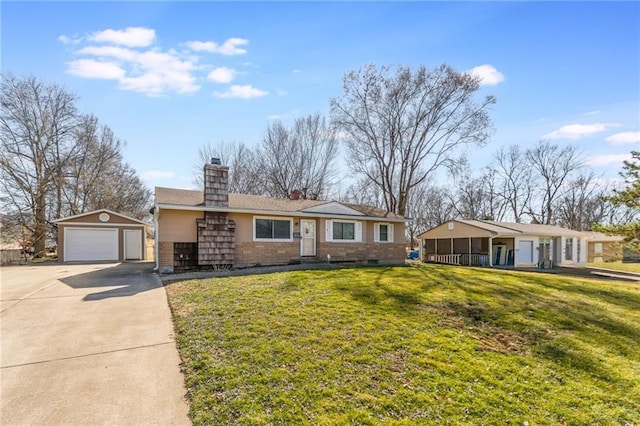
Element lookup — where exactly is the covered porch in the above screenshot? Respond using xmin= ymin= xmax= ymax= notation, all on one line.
xmin=422 ymin=236 xmax=515 ymax=267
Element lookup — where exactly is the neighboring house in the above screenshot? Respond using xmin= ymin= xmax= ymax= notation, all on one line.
xmin=55 ymin=209 xmax=147 ymax=263
xmin=418 ymin=220 xmax=588 ymax=268
xmin=583 ymin=231 xmax=624 ymax=263
xmin=1 ymin=243 xmax=22 ymax=265
xmin=153 ymin=159 xmax=407 ymax=273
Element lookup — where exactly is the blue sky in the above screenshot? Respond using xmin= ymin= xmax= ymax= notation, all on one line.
xmin=2 ymin=1 xmax=639 ymax=191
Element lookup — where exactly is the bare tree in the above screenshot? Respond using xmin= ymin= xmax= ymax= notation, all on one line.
xmin=405 ymin=183 xmax=457 ymax=247
xmin=554 ymin=171 xmax=613 ymax=230
xmin=491 ymin=145 xmax=533 ymax=222
xmin=1 ymin=75 xmax=152 ymax=255
xmin=526 ymin=140 xmax=584 ymax=224
xmin=193 ymin=141 xmax=261 ymax=194
xmin=59 ymin=114 xmax=123 ymax=215
xmin=330 ymin=63 xmax=495 ymax=216
xmin=0 ymin=74 xmax=78 ymax=256
xmin=259 ymin=112 xmax=338 ymax=199
xmin=336 ymin=177 xmax=386 ymax=209
xmin=449 ymin=166 xmax=502 ymax=221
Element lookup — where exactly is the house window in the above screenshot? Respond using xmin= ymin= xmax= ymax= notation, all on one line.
xmin=326 ymin=220 xmax=361 ymax=242
xmin=594 ymin=243 xmax=603 ymax=255
xmin=565 ymin=238 xmax=573 ymax=261
xmin=254 ymin=217 xmax=292 ymax=241
xmin=374 ymin=223 xmax=395 ymax=243
xmin=333 ymin=221 xmax=355 ymax=240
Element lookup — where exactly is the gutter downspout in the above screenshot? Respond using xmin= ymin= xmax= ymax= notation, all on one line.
xmin=154 ymin=206 xmax=159 ymax=271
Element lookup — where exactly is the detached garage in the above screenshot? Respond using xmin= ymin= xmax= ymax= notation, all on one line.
xmin=55 ymin=209 xmax=148 ymax=263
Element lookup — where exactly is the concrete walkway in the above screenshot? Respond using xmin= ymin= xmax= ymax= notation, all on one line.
xmin=0 ymin=262 xmax=190 ymax=425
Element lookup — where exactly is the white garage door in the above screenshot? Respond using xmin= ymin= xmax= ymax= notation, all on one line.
xmin=65 ymin=228 xmax=118 ymax=262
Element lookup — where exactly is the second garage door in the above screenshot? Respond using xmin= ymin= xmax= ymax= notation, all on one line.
xmin=65 ymin=228 xmax=118 ymax=262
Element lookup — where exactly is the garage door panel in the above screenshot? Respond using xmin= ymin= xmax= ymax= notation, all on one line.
xmin=65 ymin=228 xmax=118 ymax=262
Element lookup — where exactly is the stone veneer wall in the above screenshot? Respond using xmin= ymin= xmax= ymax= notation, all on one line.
xmin=197 ymin=212 xmax=236 ymax=266
xmin=204 ymin=164 xmax=229 ymax=207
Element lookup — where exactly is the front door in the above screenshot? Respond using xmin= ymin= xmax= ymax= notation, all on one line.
xmin=300 ymin=219 xmax=316 ymax=256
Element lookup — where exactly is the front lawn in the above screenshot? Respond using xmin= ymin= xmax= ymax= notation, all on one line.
xmin=589 ymin=261 xmax=640 ymax=274
xmin=166 ymin=264 xmax=640 ymax=425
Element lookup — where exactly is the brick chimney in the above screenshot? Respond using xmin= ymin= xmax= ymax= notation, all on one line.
xmin=204 ymin=158 xmax=229 ymax=207
xmin=291 ymin=190 xmax=301 ymax=200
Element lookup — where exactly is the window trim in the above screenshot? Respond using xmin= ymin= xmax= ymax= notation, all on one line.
xmin=374 ymin=222 xmax=394 ymax=243
xmin=565 ymin=237 xmax=573 ymax=261
xmin=326 ymin=219 xmax=361 ymax=243
xmin=253 ymin=216 xmax=294 ymax=242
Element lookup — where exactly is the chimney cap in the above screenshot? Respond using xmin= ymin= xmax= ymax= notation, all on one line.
xmin=210 ymin=157 xmax=222 ymax=165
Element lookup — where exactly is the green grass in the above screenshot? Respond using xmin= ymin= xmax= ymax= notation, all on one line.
xmin=166 ymin=264 xmax=640 ymax=425
xmin=589 ymin=261 xmax=640 ymax=273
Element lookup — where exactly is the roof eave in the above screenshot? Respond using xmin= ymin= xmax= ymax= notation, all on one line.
xmin=54 ymin=208 xmax=148 ymax=225
xmin=156 ymin=203 xmax=408 ymax=222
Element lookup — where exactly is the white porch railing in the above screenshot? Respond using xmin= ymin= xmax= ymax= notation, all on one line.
xmin=461 ymin=254 xmax=490 ymax=266
xmin=426 ymin=254 xmax=461 ymax=265
xmin=425 ymin=254 xmax=490 ymax=266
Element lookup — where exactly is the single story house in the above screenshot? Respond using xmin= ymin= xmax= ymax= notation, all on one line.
xmin=153 ymin=159 xmax=407 ymax=273
xmin=55 ymin=209 xmax=148 ymax=262
xmin=417 ymin=220 xmax=588 ymax=268
xmin=583 ymin=231 xmax=624 ymax=263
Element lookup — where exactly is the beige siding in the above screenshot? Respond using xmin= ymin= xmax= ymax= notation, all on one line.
xmin=157 ymin=210 xmax=203 ymax=242
xmin=419 ymin=221 xmax=496 ymax=239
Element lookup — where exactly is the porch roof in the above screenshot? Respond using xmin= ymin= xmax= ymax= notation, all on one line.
xmin=418 ymin=219 xmax=587 ymax=240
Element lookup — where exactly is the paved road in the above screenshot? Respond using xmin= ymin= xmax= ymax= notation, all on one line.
xmin=0 ymin=262 xmax=190 ymax=425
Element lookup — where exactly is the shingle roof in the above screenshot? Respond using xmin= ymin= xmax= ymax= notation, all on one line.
xmin=155 ymin=187 xmax=204 ymax=206
xmin=420 ymin=219 xmax=590 ymax=239
xmin=476 ymin=220 xmax=586 ymax=237
xmin=155 ymin=187 xmax=404 ymax=219
xmin=230 ymin=193 xmax=326 ymax=211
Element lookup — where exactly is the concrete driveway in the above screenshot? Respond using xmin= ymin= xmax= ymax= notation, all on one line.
xmin=0 ymin=262 xmax=190 ymax=425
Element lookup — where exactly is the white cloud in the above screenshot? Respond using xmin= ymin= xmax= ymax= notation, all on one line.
xmin=58 ymin=35 xmax=82 ymax=45
xmin=292 ymin=69 xmax=301 ymax=73
xmin=605 ymin=131 xmax=640 ymax=145
xmin=586 ymin=153 xmax=631 ymax=167
xmin=214 ymin=85 xmax=268 ymax=99
xmin=184 ymin=38 xmax=248 ymax=55
xmin=466 ymin=64 xmax=505 ymax=86
xmin=543 ymin=123 xmax=621 ymax=140
xmin=66 ymin=59 xmax=126 ymax=79
xmin=207 ymin=67 xmax=235 ymax=83
xmin=584 ymin=110 xmax=601 ymax=116
xmin=69 ymin=44 xmax=200 ymax=95
xmin=76 ymin=45 xmax=138 ymax=61
xmin=64 ymin=28 xmax=259 ymax=97
xmin=88 ymin=27 xmax=156 ymax=47
xmin=141 ymin=170 xmax=176 ymax=180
